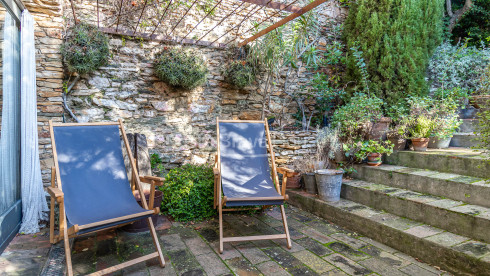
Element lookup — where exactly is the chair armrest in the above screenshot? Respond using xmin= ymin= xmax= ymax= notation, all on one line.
xmin=277 ymin=167 xmax=294 ymax=175
xmin=213 ymin=168 xmax=220 ymax=176
xmin=139 ymin=175 xmax=165 ymax=186
xmin=47 ymin=187 xmax=64 ymax=203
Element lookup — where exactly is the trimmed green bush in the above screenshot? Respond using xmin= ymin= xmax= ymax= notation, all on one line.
xmin=159 ymin=164 xmax=215 ymax=221
xmin=223 ymin=61 xmax=255 ymax=89
xmin=154 ymin=47 xmax=208 ymax=90
xmin=343 ymin=0 xmax=444 ymax=106
xmin=61 ymin=23 xmax=110 ymax=74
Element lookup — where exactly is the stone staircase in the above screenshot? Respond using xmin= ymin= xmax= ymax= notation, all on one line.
xmin=288 ymin=148 xmax=490 ymax=275
xmin=449 ymin=119 xmax=478 ymax=148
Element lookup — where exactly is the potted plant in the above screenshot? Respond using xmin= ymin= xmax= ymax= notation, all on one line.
xmin=409 ymin=116 xmax=434 ymax=151
xmin=345 ymin=140 xmax=394 ymax=166
xmin=429 ymin=113 xmax=462 ymax=149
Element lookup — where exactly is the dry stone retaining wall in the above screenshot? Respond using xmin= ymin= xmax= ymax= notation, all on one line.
xmin=28 ymin=0 xmax=345 ymax=187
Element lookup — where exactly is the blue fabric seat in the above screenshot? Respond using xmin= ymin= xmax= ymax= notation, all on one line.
xmin=219 ymin=122 xmax=284 ymax=206
xmin=53 ymin=125 xmax=153 ymax=234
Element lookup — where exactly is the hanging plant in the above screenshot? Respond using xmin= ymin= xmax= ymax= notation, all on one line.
xmin=61 ymin=23 xmax=110 ymax=74
xmin=223 ymin=60 xmax=255 ymax=89
xmin=154 ymin=47 xmax=208 ymax=90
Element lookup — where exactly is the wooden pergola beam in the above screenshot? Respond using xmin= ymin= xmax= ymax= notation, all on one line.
xmin=239 ymin=0 xmax=301 ymax=13
xmin=239 ymin=0 xmax=328 ymax=46
xmin=99 ymin=27 xmax=226 ymax=48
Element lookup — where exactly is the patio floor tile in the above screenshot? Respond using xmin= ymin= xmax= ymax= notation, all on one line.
xmin=1 ymin=206 xmax=451 ymax=276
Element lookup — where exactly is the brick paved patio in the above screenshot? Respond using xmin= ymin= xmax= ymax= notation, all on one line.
xmin=1 ymin=206 xmax=451 ymax=275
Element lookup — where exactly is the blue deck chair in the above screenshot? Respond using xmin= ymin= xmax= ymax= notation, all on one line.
xmin=214 ymin=118 xmax=292 ymax=253
xmin=47 ymin=120 xmax=165 ymax=276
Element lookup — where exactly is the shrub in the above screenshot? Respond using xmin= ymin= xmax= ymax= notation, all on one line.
xmin=331 ymin=92 xmax=383 ymax=141
xmin=159 ymin=164 xmax=215 ymax=221
xmin=223 ymin=61 xmax=255 ymax=89
xmin=155 ymin=47 xmax=208 ymax=90
xmin=61 ymin=23 xmax=110 ymax=74
xmin=475 ymin=102 xmax=490 ymax=152
xmin=427 ymin=41 xmax=490 ymax=93
xmin=343 ymin=0 xmax=444 ymax=106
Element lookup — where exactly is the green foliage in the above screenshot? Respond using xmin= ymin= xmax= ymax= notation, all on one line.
xmin=427 ymin=41 xmax=490 ymax=94
xmin=223 ymin=61 xmax=255 ymax=89
xmin=61 ymin=23 xmax=110 ymax=74
xmin=475 ymin=101 xmax=490 ymax=152
xmin=344 ymin=140 xmax=394 ymax=161
xmin=150 ymin=153 xmax=162 ymax=169
xmin=159 ymin=164 xmax=215 ymax=221
xmin=343 ymin=0 xmax=444 ymax=106
xmin=432 ymin=113 xmax=462 ymax=139
xmin=155 ymin=47 xmax=208 ymax=90
xmin=331 ymin=93 xmax=384 ymax=141
xmin=451 ymin=0 xmax=490 ymax=47
xmin=409 ymin=116 xmax=435 ymax=138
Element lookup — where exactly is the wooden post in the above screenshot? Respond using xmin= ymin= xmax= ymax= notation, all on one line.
xmin=239 ymin=0 xmax=328 ymax=46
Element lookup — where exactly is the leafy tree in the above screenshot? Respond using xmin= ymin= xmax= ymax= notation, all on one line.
xmin=449 ymin=0 xmax=490 ymax=46
xmin=343 ymin=0 xmax=445 ymax=107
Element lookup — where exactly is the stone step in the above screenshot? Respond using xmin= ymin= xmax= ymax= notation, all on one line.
xmin=385 ymin=149 xmax=490 ymax=179
xmin=457 ymin=119 xmax=478 ymax=133
xmin=341 ymin=179 xmax=490 ymax=243
xmin=449 ymin=133 xmax=477 ymax=148
xmin=287 ymin=190 xmax=490 ymax=276
xmin=352 ymin=164 xmax=489 ymax=208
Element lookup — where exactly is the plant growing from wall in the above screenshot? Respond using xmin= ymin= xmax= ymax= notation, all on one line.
xmin=223 ymin=60 xmax=255 ymax=89
xmin=343 ymin=0 xmax=444 ymax=106
xmin=61 ymin=23 xmax=110 ymax=75
xmin=155 ymin=47 xmax=208 ymax=90
xmin=159 ymin=164 xmax=215 ymax=221
xmin=61 ymin=22 xmax=110 ymax=122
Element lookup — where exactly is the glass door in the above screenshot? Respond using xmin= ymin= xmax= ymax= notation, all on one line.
xmin=0 ymin=0 xmax=22 ymax=253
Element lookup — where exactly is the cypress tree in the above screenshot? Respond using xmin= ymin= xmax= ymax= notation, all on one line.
xmin=344 ymin=0 xmax=444 ymax=107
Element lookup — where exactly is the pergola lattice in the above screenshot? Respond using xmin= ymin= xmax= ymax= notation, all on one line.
xmin=67 ymin=0 xmax=328 ymax=48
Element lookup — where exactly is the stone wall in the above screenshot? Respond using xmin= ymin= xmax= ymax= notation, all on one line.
xmin=270 ymin=130 xmax=317 ymax=166
xmin=30 ymin=0 xmax=346 ymax=186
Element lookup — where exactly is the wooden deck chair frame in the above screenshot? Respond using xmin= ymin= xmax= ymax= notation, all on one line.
xmin=213 ymin=118 xmax=292 ymax=253
xmin=47 ymin=120 xmax=165 ymax=276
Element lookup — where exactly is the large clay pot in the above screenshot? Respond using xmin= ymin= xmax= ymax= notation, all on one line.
xmin=366 ymin=153 xmax=382 ymax=166
xmin=286 ymin=171 xmax=302 ymax=189
xmin=388 ymin=137 xmax=407 ymax=151
xmin=411 ymin=138 xmax=429 ymax=152
xmin=122 ymin=190 xmax=163 ymax=233
xmin=428 ymin=137 xmax=452 ymax=149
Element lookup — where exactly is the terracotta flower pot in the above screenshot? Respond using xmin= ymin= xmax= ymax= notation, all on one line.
xmin=411 ymin=138 xmax=429 ymax=151
xmin=122 ymin=190 xmax=163 ymax=233
xmin=286 ymin=171 xmax=302 ymax=189
xmin=366 ymin=153 xmax=382 ymax=166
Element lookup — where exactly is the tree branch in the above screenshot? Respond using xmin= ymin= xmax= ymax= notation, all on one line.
xmin=448 ymin=0 xmax=473 ymax=32
xmin=446 ymin=0 xmax=453 ymax=17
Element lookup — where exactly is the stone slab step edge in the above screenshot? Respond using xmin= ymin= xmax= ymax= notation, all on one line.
xmin=450 ymin=133 xmax=477 ymax=148
xmin=287 ymin=190 xmax=490 ymax=276
xmin=385 ymin=150 xmax=490 ymax=179
xmin=458 ymin=119 xmax=478 ymax=133
xmin=353 ymin=164 xmax=490 ymax=208
xmin=341 ymin=179 xmax=490 ymax=243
